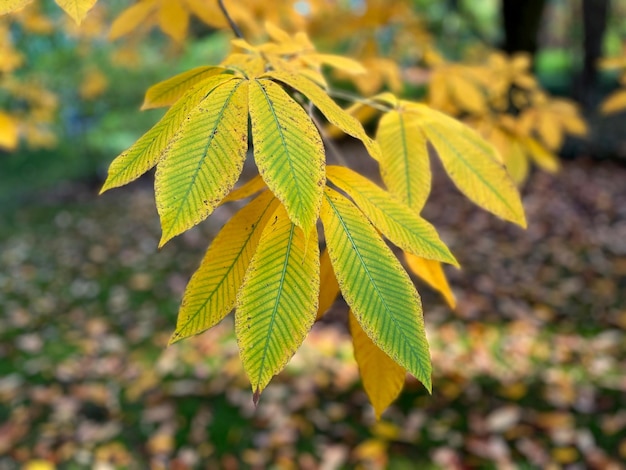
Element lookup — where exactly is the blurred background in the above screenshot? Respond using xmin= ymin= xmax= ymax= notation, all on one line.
xmin=0 ymin=0 xmax=625 ymax=468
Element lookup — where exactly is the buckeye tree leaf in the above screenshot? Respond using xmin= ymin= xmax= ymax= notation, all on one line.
xmin=55 ymin=0 xmax=97 ymax=24
xmin=317 ymin=248 xmax=340 ymax=320
xmin=170 ymin=191 xmax=279 ymax=344
xmin=377 ymin=110 xmax=431 ymax=212
xmin=0 ymin=0 xmax=34 ymax=15
xmin=249 ymin=78 xmax=325 ymax=234
xmin=220 ymin=174 xmax=267 ymax=204
xmin=406 ymin=103 xmax=526 ymax=228
xmin=349 ymin=311 xmax=406 ymax=419
xmin=327 ymin=166 xmax=458 ymax=267
xmin=321 ymin=187 xmax=431 ymax=392
xmin=236 ymin=204 xmax=320 ymax=403
xmin=156 ymin=78 xmax=249 ymax=246
xmin=405 ymin=253 xmax=456 ymax=309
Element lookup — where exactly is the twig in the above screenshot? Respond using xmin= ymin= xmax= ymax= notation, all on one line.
xmin=218 ymin=0 xmax=244 ymax=39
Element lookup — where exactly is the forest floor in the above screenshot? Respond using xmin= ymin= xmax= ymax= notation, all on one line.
xmin=0 ymin=157 xmax=625 ymax=469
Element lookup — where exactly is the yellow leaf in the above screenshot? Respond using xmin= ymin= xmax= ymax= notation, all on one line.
xmin=0 ymin=112 xmax=19 ymax=151
xmin=159 ymin=0 xmax=188 ymax=42
xmin=0 ymin=0 xmax=34 ymax=15
xmin=349 ymin=311 xmax=406 ymax=419
xmin=503 ymin=138 xmax=529 ymax=185
xmin=109 ymin=0 xmax=157 ymax=40
xmin=155 ymin=79 xmax=249 ymax=245
xmin=448 ymin=73 xmax=486 ymax=114
xmin=377 ymin=110 xmax=431 ymax=212
xmin=170 ymin=191 xmax=279 ymax=344
xmin=55 ymin=0 xmax=97 ymax=24
xmin=308 ymin=53 xmax=367 ymax=75
xmin=22 ymin=460 xmax=55 ymax=470
xmin=600 ymin=89 xmax=626 ymax=114
xmin=405 ymin=253 xmax=456 ymax=309
xmin=264 ymin=20 xmax=291 ymax=43
xmin=406 ymin=103 xmax=527 ymax=228
xmin=536 ymin=112 xmax=562 ymax=150
xmin=79 ymin=68 xmax=108 ymax=100
xmin=265 ymin=70 xmax=381 ymax=161
xmin=317 ymin=248 xmax=340 ymax=320
xmin=142 ymin=66 xmax=227 ymax=109
xmin=523 ymin=137 xmax=559 ymax=173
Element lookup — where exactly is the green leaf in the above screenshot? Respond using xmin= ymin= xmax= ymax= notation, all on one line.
xmin=249 ymin=78 xmax=325 ymax=234
xmin=236 ymin=204 xmax=320 ymax=402
xmin=320 ymin=187 xmax=431 ymax=392
xmin=100 ymin=74 xmax=235 ymax=193
xmin=155 ymin=79 xmax=249 ymax=246
xmin=327 ymin=166 xmax=458 ymax=267
xmin=405 ymin=103 xmax=526 ymax=228
xmin=264 ymin=70 xmax=382 ymax=161
xmin=377 ymin=110 xmax=431 ymax=212
xmin=349 ymin=311 xmax=406 ymax=419
xmin=170 ymin=191 xmax=279 ymax=344
xmin=142 ymin=66 xmax=228 ymax=109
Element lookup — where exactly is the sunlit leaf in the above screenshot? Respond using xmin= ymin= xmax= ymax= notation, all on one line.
xmin=156 ymin=79 xmax=249 ymax=246
xmin=100 ymin=74 xmax=235 ymax=193
xmin=406 ymin=103 xmax=526 ymax=228
xmin=158 ymin=0 xmax=188 ymax=42
xmin=600 ymin=89 xmax=626 ymax=114
xmin=523 ymin=137 xmax=559 ymax=173
xmin=236 ymin=204 xmax=320 ymax=402
xmin=327 ymin=166 xmax=458 ymax=266
xmin=349 ymin=311 xmax=406 ymax=419
xmin=249 ymin=78 xmax=325 ymax=234
xmin=220 ymin=174 xmax=267 ymax=204
xmin=0 ymin=0 xmax=34 ymax=15
xmin=55 ymin=0 xmax=97 ymax=24
xmin=321 ymin=187 xmax=431 ymax=392
xmin=170 ymin=191 xmax=279 ymax=344
xmin=317 ymin=248 xmax=340 ymax=320
xmin=109 ymin=0 xmax=157 ymax=40
xmin=0 ymin=112 xmax=19 ymax=151
xmin=377 ymin=110 xmax=431 ymax=212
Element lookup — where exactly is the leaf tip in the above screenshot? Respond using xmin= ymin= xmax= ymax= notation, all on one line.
xmin=252 ymin=387 xmax=261 ymax=406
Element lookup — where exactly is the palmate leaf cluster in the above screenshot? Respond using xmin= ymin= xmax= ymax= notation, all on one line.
xmin=99 ymin=26 xmax=526 ymax=416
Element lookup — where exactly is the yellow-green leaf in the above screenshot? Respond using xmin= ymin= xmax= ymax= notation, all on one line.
xmin=109 ymin=0 xmax=157 ymax=40
xmin=317 ymin=248 xmax=340 ymax=320
xmin=600 ymin=89 xmax=626 ymax=114
xmin=142 ymin=66 xmax=227 ymax=109
xmin=236 ymin=204 xmax=320 ymax=402
xmin=220 ymin=174 xmax=267 ymax=204
xmin=155 ymin=79 xmax=249 ymax=246
xmin=100 ymin=74 xmax=234 ymax=194
xmin=170 ymin=191 xmax=279 ymax=344
xmin=349 ymin=311 xmax=406 ymax=419
xmin=55 ymin=0 xmax=97 ymax=24
xmin=405 ymin=253 xmax=456 ymax=309
xmin=0 ymin=0 xmax=34 ymax=15
xmin=264 ymin=70 xmax=381 ymax=160
xmin=327 ymin=166 xmax=458 ymax=267
xmin=406 ymin=103 xmax=526 ymax=228
xmin=321 ymin=187 xmax=431 ymax=392
xmin=249 ymin=78 xmax=325 ymax=234
xmin=376 ymin=110 xmax=431 ymax=213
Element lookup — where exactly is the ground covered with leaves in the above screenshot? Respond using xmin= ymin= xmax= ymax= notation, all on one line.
xmin=0 ymin=158 xmax=625 ymax=469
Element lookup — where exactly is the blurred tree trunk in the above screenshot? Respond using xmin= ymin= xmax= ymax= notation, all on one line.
xmin=577 ymin=0 xmax=610 ymax=108
xmin=501 ymin=0 xmax=546 ymax=55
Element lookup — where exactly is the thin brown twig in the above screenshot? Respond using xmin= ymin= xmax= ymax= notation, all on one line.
xmin=217 ymin=0 xmax=244 ymax=39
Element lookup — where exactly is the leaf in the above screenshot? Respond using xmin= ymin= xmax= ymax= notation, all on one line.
xmin=377 ymin=110 xmax=431 ymax=212
xmin=0 ymin=112 xmax=19 ymax=151
xmin=0 ymin=0 xmax=34 ymax=15
xmin=158 ymin=0 xmax=188 ymax=42
xmin=236 ymin=204 xmax=320 ymax=402
xmin=504 ymin=138 xmax=529 ymax=185
xmin=448 ymin=73 xmax=486 ymax=114
xmin=317 ymin=248 xmax=340 ymax=320
xmin=220 ymin=174 xmax=267 ymax=204
xmin=536 ymin=112 xmax=562 ymax=150
xmin=264 ymin=70 xmax=381 ymax=160
xmin=349 ymin=311 xmax=406 ymax=419
xmin=100 ymin=74 xmax=234 ymax=193
xmin=320 ymin=187 xmax=432 ymax=392
xmin=109 ymin=0 xmax=157 ymax=40
xmin=327 ymin=166 xmax=458 ymax=267
xmin=600 ymin=89 xmax=626 ymax=114
xmin=249 ymin=78 xmax=325 ymax=234
xmin=54 ymin=0 xmax=97 ymax=24
xmin=170 ymin=191 xmax=279 ymax=344
xmin=155 ymin=79 xmax=249 ymax=246
xmin=142 ymin=66 xmax=227 ymax=109
xmin=406 ymin=103 xmax=526 ymax=228
xmin=404 ymin=254 xmax=456 ymax=309
xmin=305 ymin=53 xmax=367 ymax=75
xmin=523 ymin=137 xmax=559 ymax=173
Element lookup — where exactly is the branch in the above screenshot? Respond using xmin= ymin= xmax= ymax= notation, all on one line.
xmin=218 ymin=0 xmax=244 ymax=39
